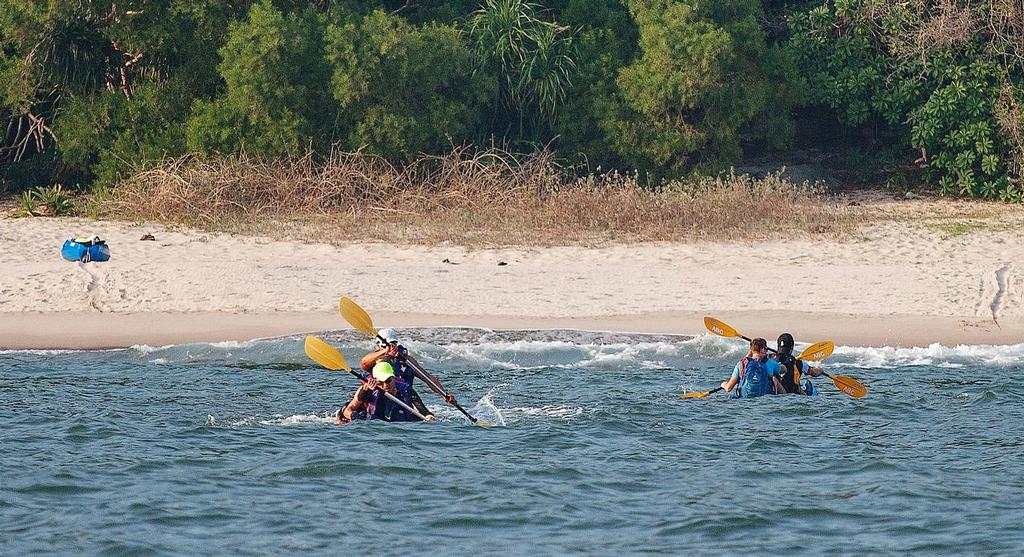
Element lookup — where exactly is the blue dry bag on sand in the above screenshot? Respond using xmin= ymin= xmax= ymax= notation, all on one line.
xmin=61 ymin=236 xmax=111 ymax=262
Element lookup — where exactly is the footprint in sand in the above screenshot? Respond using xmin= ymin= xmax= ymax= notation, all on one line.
xmin=972 ymin=263 xmax=1013 ymax=325
xmin=78 ymin=262 xmax=112 ymax=312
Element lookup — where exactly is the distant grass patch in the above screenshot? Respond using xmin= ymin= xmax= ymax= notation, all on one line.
xmin=934 ymin=221 xmax=978 ymax=238
xmin=926 ymin=219 xmax=1018 ymax=239
xmin=92 ymin=149 xmax=853 ymax=246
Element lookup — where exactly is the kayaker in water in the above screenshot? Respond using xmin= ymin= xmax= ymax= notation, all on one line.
xmin=337 ymin=361 xmax=434 ymax=424
xmin=772 ymin=333 xmax=824 ymax=395
xmin=360 ymin=327 xmax=438 ymax=407
xmin=361 ymin=328 xmax=417 ymax=385
xmin=720 ymin=337 xmax=785 ymax=398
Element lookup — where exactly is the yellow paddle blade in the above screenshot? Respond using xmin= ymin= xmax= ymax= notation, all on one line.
xmin=797 ymin=340 xmax=835 ymax=361
xmin=304 ymin=336 xmax=351 ymax=371
xmin=339 ymin=296 xmax=378 ymax=336
xmin=474 ymin=420 xmax=496 ymax=427
xmin=680 ymin=391 xmax=712 ymax=399
xmin=831 ymin=374 xmax=867 ymax=398
xmin=704 ymin=316 xmax=740 ymax=339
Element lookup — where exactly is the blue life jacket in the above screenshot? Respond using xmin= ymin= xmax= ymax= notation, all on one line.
xmin=737 ymin=357 xmax=773 ymax=398
xmin=392 ymin=347 xmax=415 ymax=384
xmin=374 ymin=347 xmax=415 ymax=385
xmin=365 ymin=379 xmax=420 ymax=422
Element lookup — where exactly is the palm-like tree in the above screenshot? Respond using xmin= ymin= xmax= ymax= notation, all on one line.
xmin=469 ymin=0 xmax=576 ymax=141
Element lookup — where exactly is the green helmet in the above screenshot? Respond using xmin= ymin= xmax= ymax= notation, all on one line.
xmin=372 ymin=361 xmax=395 ymax=382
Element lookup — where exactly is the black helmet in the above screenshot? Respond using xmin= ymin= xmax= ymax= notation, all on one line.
xmin=777 ymin=333 xmax=795 ymax=355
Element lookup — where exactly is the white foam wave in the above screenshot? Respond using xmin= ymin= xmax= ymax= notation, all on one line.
xmin=225 ymin=413 xmax=336 ymax=426
xmin=266 ymin=413 xmax=336 ymax=426
xmin=0 ymin=348 xmax=82 ymax=355
xmin=680 ymin=334 xmax=754 ymax=359
xmin=429 ymin=335 xmax=746 ymax=371
xmin=834 ymin=343 xmax=1024 ymax=368
xmin=131 ymin=343 xmax=178 ymax=354
xmin=507 ymin=405 xmax=592 ymax=420
xmin=12 ymin=329 xmax=1023 ymax=372
xmin=571 ymin=342 xmax=671 ymax=369
xmin=133 ymin=339 xmax=266 ymax=354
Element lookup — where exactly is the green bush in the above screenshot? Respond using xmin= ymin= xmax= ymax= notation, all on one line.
xmin=16 ymin=190 xmax=38 ymax=217
xmin=790 ymin=0 xmax=1023 ymax=200
xmin=326 ymin=10 xmax=490 ymax=159
xmin=469 ymin=0 xmax=577 ymax=143
xmin=36 ymin=184 xmax=75 ymax=215
xmin=14 ymin=185 xmax=74 ymax=216
xmin=605 ymin=0 xmax=805 ymax=176
xmin=551 ymin=0 xmax=638 ymax=167
xmin=185 ymin=1 xmax=330 ymax=157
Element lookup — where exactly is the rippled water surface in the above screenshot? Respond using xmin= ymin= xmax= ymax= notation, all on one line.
xmin=3 ymin=329 xmax=1023 ymax=555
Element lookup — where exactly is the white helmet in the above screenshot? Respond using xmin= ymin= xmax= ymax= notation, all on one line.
xmin=377 ymin=328 xmax=399 ymax=348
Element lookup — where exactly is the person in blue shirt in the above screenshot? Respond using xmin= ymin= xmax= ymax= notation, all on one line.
xmin=720 ymin=337 xmax=785 ymax=398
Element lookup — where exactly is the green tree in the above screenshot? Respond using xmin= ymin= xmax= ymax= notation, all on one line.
xmin=1 ymin=0 xmax=245 ymax=189
xmin=550 ymin=0 xmax=638 ymax=167
xmin=790 ymin=0 xmax=1023 ymax=200
xmin=0 ymin=2 xmax=121 ymax=186
xmin=607 ymin=0 xmax=804 ymax=176
xmin=186 ymin=0 xmax=331 ymax=157
xmin=469 ymin=0 xmax=577 ymax=143
xmin=325 ymin=9 xmax=489 ymax=159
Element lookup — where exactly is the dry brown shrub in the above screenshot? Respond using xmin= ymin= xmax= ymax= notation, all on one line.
xmin=873 ymin=1 xmax=1023 ymax=70
xmin=994 ymin=82 xmax=1024 ymax=186
xmin=95 ymin=148 xmax=850 ymax=246
xmin=872 ymin=0 xmax=977 ymax=65
xmin=985 ymin=0 xmax=1024 ymax=71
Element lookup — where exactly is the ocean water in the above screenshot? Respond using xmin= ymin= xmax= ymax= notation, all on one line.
xmin=2 ymin=329 xmax=1023 ymax=556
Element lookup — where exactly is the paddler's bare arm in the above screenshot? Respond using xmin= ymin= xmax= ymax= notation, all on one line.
xmin=342 ymin=380 xmax=376 ymax=420
xmin=721 ymin=376 xmax=739 ymax=392
xmin=360 ymin=349 xmax=387 ymax=371
xmin=360 ymin=345 xmax=399 ymax=371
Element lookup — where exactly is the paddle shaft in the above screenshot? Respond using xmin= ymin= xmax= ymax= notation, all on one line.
xmin=346 ymin=369 xmax=428 ymax=421
xmin=403 ymin=354 xmax=480 ymax=424
xmin=705 ymin=318 xmax=831 ymax=361
xmin=681 ymin=386 xmax=724 ymax=399
xmin=727 ymin=333 xmax=829 ymax=366
xmin=701 ymin=386 xmax=724 ymax=397
xmin=733 ymin=332 xmax=781 ymax=356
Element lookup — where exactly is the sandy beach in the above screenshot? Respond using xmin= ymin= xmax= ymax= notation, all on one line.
xmin=2 ymin=206 xmax=1023 ymax=349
